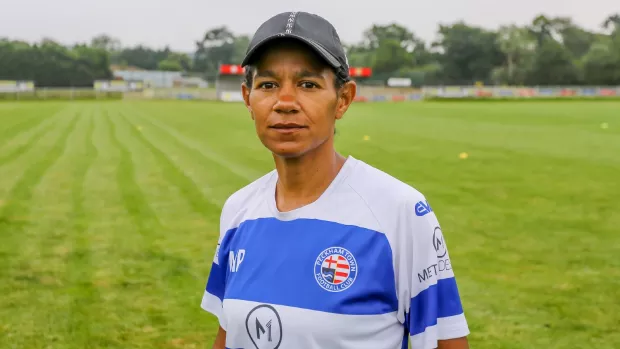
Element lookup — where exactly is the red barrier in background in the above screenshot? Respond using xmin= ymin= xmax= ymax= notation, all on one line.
xmin=561 ymin=89 xmax=576 ymax=96
xmin=600 ymin=89 xmax=617 ymax=96
xmin=349 ymin=67 xmax=372 ymax=78
xmin=518 ymin=89 xmax=536 ymax=97
xmin=219 ymin=64 xmax=245 ymax=75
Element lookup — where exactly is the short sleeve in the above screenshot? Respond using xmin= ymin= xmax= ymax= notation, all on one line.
xmin=399 ymin=197 xmax=469 ymax=348
xmin=200 ymin=200 xmax=236 ymax=330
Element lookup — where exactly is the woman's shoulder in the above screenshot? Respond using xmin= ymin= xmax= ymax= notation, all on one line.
xmin=348 ymin=157 xmax=427 ymax=206
xmin=219 ymin=170 xmax=276 ymax=225
xmin=343 ymin=157 xmax=435 ymax=236
xmin=226 ymin=170 xmax=275 ymax=205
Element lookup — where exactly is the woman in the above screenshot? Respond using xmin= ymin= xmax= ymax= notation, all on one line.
xmin=201 ymin=11 xmax=470 ymax=349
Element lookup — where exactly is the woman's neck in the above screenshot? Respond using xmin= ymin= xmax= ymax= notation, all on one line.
xmin=273 ymin=140 xmax=346 ymax=212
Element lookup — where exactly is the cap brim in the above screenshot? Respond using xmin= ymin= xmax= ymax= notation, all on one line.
xmin=241 ymin=34 xmax=341 ymax=69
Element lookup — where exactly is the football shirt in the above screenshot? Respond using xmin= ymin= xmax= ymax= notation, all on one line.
xmin=201 ymin=156 xmax=469 ymax=349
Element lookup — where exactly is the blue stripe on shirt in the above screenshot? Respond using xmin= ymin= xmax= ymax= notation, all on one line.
xmin=408 ymin=277 xmax=464 ymax=336
xmin=205 ymin=227 xmax=238 ymax=301
xmin=209 ymin=217 xmax=398 ymax=315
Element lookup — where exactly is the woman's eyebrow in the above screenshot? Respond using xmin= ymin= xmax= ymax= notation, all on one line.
xmin=255 ymin=69 xmax=277 ymax=78
xmin=296 ymin=69 xmax=325 ymax=80
xmin=254 ymin=69 xmax=325 ymax=79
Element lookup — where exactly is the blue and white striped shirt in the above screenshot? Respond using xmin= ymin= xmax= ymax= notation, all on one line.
xmin=201 ymin=156 xmax=469 ymax=349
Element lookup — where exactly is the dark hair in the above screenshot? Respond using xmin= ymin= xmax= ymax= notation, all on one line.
xmin=243 ymin=65 xmax=348 ymax=92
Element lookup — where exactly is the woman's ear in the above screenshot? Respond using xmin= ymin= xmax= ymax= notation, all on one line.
xmin=335 ymin=80 xmax=357 ymax=120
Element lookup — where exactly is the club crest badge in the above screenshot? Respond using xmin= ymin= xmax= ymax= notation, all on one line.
xmin=314 ymin=247 xmax=358 ymax=292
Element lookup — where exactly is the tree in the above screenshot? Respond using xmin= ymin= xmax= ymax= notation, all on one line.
xmin=529 ymin=15 xmax=555 ymax=46
xmin=550 ymin=17 xmax=596 ymax=59
xmin=113 ymin=45 xmax=170 ymax=70
xmin=495 ymin=25 xmax=536 ymax=84
xmin=193 ymin=26 xmax=237 ymax=77
xmin=523 ymin=15 xmax=582 ymax=85
xmin=0 ymin=39 xmax=112 ymax=87
xmin=526 ymin=38 xmax=580 ymax=85
xmin=166 ymin=52 xmax=192 ymax=71
xmin=231 ymin=35 xmax=250 ymax=65
xmin=158 ymin=59 xmax=183 ymax=71
xmin=365 ymin=24 xmax=429 ymax=72
xmin=581 ymin=39 xmax=620 ymax=85
xmin=602 ymin=14 xmax=620 ymax=33
xmin=361 ymin=24 xmax=418 ymax=51
xmin=434 ymin=22 xmax=504 ymax=84
xmin=372 ymin=37 xmax=412 ymax=74
xmin=344 ymin=44 xmax=374 ymax=68
xmin=90 ymin=34 xmax=121 ymax=52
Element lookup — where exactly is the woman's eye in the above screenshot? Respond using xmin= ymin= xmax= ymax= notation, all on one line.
xmin=259 ymin=82 xmax=276 ymax=89
xmin=300 ymin=82 xmax=317 ymax=89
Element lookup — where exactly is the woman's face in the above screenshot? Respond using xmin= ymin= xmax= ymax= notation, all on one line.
xmin=242 ymin=41 xmax=356 ymax=159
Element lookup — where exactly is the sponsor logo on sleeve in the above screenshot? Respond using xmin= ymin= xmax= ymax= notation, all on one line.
xmin=314 ymin=247 xmax=358 ymax=292
xmin=417 ymin=227 xmax=451 ymax=283
xmin=415 ymin=200 xmax=433 ymax=216
xmin=433 ymin=227 xmax=447 ymax=258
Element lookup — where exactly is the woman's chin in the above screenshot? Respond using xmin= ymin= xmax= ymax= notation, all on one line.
xmin=267 ymin=142 xmax=311 ymax=159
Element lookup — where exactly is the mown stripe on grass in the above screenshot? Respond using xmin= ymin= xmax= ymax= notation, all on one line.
xmin=0 ymin=111 xmax=77 ymax=282
xmin=0 ymin=113 xmax=34 ymax=131
xmin=77 ymin=106 xmax=140 ymax=348
xmin=105 ymin=110 xmax=161 ymax=234
xmin=0 ymin=114 xmax=36 ymax=141
xmin=0 ymin=112 xmax=78 ymax=224
xmin=65 ymin=110 xmax=101 ymax=345
xmin=105 ymin=111 xmax=191 ymax=347
xmin=0 ymin=111 xmax=79 ymax=348
xmin=0 ymin=119 xmax=58 ymax=168
xmin=15 ymin=108 xmax=93 ymax=348
xmin=0 ymin=113 xmax=47 ymax=147
xmin=129 ymin=107 xmax=261 ymax=182
xmin=120 ymin=113 xmax=221 ymax=222
xmin=0 ymin=106 xmax=67 ymax=153
xmin=116 ymin=111 xmax=218 ymax=348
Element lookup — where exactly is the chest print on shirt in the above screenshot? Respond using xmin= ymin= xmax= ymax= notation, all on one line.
xmin=245 ymin=304 xmax=283 ymax=349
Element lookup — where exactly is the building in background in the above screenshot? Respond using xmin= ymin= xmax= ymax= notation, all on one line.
xmin=216 ymin=64 xmax=245 ymax=102
xmin=112 ymin=68 xmax=208 ymax=89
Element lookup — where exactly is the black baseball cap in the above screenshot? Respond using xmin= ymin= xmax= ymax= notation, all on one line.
xmin=241 ymin=11 xmax=350 ymax=80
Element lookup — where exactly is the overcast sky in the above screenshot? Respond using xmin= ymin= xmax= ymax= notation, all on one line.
xmin=1 ymin=0 xmax=618 ymax=52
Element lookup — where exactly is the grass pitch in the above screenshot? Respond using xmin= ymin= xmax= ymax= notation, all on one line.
xmin=0 ymin=100 xmax=619 ymax=349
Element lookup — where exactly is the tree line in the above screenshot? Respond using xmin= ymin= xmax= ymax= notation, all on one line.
xmin=0 ymin=38 xmax=113 ymax=87
xmin=1 ymin=13 xmax=619 ymax=87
